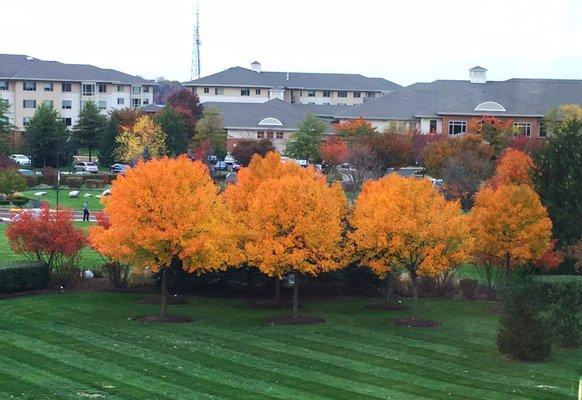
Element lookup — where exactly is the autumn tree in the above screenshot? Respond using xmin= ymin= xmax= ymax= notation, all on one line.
xmin=285 ymin=114 xmax=326 ymax=162
xmin=470 ymin=184 xmax=553 ymax=282
xmin=422 ymin=135 xmax=493 ymax=178
xmin=467 ymin=115 xmax=517 ymax=154
xmin=533 ymin=111 xmax=582 ymax=246
xmin=319 ymin=137 xmax=348 ymax=167
xmin=90 ymin=156 xmax=239 ymax=319
xmin=350 ymin=174 xmax=470 ymax=322
xmin=115 ymin=115 xmax=167 ymax=163
xmin=487 ymin=148 xmax=534 ymax=188
xmin=100 ymin=108 xmax=143 ymax=165
xmin=73 ymin=101 xmax=108 ymax=161
xmin=231 ymin=138 xmax=275 ymax=166
xmin=245 ymin=171 xmax=346 ymax=320
xmin=154 ymin=106 xmax=189 ymax=156
xmin=223 ymin=152 xmax=307 ymax=301
xmin=7 ymin=205 xmax=86 ymax=285
xmin=192 ymin=107 xmax=227 ymax=159
xmin=334 ymin=117 xmax=377 ymax=139
xmin=166 ymin=89 xmax=203 ymax=133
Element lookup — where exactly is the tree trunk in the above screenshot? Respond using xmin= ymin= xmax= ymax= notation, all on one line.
xmin=411 ymin=272 xmax=419 ymax=320
xmin=160 ymin=268 xmax=168 ymax=318
xmin=384 ymin=273 xmax=393 ymax=303
xmin=504 ymin=252 xmax=510 ymax=286
xmin=88 ymin=148 xmax=92 ymax=162
xmin=274 ymin=277 xmax=281 ymax=302
xmin=292 ymin=274 xmax=299 ymax=319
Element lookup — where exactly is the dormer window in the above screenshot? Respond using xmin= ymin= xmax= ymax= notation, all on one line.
xmin=258 ymin=117 xmax=283 ymax=126
xmin=474 ymin=101 xmax=506 ymax=112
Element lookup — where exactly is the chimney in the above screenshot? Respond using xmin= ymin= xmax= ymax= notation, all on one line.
xmin=251 ymin=61 xmax=261 ymax=73
xmin=469 ymin=66 xmax=487 ymax=84
xmin=286 ymin=72 xmax=289 ymax=81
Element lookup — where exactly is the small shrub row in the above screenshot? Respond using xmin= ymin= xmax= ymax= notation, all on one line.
xmin=0 ymin=261 xmax=50 ymax=294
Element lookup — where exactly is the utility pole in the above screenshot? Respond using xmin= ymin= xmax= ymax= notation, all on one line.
xmin=190 ymin=0 xmax=201 ymax=81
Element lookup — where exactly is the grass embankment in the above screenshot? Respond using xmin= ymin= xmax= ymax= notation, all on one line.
xmin=0 ymin=293 xmax=579 ymax=399
xmin=19 ymin=189 xmax=106 ymax=211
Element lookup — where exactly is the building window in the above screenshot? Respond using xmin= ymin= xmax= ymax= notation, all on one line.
xmin=429 ymin=119 xmax=437 ymax=133
xmin=23 ymin=117 xmax=31 ymax=126
xmin=241 ymin=89 xmax=250 ymax=96
xmin=63 ymin=117 xmax=72 ymax=127
xmin=354 ymin=92 xmax=361 ymax=98
xmin=62 ymin=83 xmax=72 ymax=92
xmin=43 ymin=83 xmax=53 ymax=92
xmin=266 ymin=131 xmax=274 ymax=139
xmin=42 ymin=100 xmax=53 ymax=108
xmin=203 ymin=87 xmax=210 ymax=94
xmin=23 ymin=82 xmax=36 ymax=91
xmin=255 ymin=89 xmax=261 ymax=95
xmin=323 ymin=91 xmax=331 ymax=97
xmin=98 ymin=83 xmax=107 ymax=93
xmin=448 ymin=120 xmax=467 ymax=135
xmin=307 ymin=90 xmax=316 ymax=97
xmin=131 ymin=98 xmax=141 ymax=108
xmin=117 ymin=98 xmax=124 ymax=105
xmin=117 ymin=85 xmax=124 ymax=92
xmin=215 ymin=88 xmax=224 ymax=95
xmin=132 ymin=85 xmax=142 ymax=94
xmin=98 ymin=101 xmax=107 ymax=110
xmin=62 ymin=100 xmax=72 ymax=109
xmin=513 ymin=122 xmax=531 ymax=137
xmin=143 ymin=99 xmax=149 ymax=105
xmin=338 ymin=91 xmax=348 ymax=98
xmin=82 ymin=83 xmax=95 ymax=96
xmin=0 ymin=81 xmax=8 ymax=90
xmin=276 ymin=132 xmax=284 ymax=139
xmin=367 ymin=92 xmax=376 ymax=98
xmin=22 ymin=100 xmax=36 ymax=109
xmin=257 ymin=131 xmax=264 ymax=139
xmin=539 ymin=123 xmax=547 ymax=138
xmin=143 ymin=86 xmax=150 ymax=93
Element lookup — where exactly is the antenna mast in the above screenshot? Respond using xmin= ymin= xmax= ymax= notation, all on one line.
xmin=191 ymin=0 xmax=201 ymax=80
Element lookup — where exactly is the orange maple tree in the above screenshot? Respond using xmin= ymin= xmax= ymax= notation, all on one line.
xmin=90 ymin=156 xmax=239 ymax=318
xmin=487 ymin=148 xmax=534 ymax=188
xmin=244 ymin=171 xmax=346 ymax=318
xmin=349 ymin=174 xmax=470 ymax=320
xmin=470 ymin=184 xmax=552 ymax=279
xmin=319 ymin=138 xmax=349 ymax=166
xmin=334 ymin=117 xmax=377 ymax=138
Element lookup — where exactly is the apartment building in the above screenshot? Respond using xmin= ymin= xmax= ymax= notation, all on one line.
xmin=0 ymin=54 xmax=154 ymax=130
xmin=325 ymin=67 xmax=582 ymax=137
xmin=183 ymin=61 xmax=401 ymax=105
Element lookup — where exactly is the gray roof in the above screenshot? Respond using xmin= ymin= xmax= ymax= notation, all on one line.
xmin=0 ymin=54 xmax=153 ymax=84
xmin=205 ymin=99 xmax=331 ymax=131
xmin=141 ymin=104 xmax=165 ymax=113
xmin=294 ymin=104 xmax=353 ymax=118
xmin=338 ymin=78 xmax=582 ymax=120
xmin=184 ymin=66 xmax=401 ymax=92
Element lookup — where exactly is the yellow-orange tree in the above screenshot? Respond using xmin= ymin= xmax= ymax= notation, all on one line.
xmin=223 ymin=152 xmax=308 ymax=301
xmin=470 ymin=184 xmax=552 ymax=279
xmin=488 ymin=148 xmax=534 ymax=188
xmin=244 ymin=171 xmax=346 ymax=318
xmin=115 ymin=115 xmax=167 ymax=163
xmin=90 ymin=156 xmax=239 ymax=318
xmin=349 ymin=174 xmax=470 ymax=319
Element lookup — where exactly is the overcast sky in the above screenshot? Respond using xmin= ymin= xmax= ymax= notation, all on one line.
xmin=3 ymin=0 xmax=582 ymax=85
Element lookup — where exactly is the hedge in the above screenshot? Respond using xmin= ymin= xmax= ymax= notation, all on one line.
xmin=0 ymin=261 xmax=50 ymax=294
xmin=85 ymin=179 xmax=105 ymax=189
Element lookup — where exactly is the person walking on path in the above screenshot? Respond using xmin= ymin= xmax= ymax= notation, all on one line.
xmin=83 ymin=201 xmax=90 ymax=222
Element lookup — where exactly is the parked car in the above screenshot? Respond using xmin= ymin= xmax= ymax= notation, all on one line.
xmin=110 ymin=163 xmax=130 ymax=174
xmin=232 ymin=163 xmax=241 ymax=171
xmin=224 ymin=155 xmax=236 ymax=165
xmin=74 ymin=162 xmax=98 ymax=173
xmin=10 ymin=154 xmax=31 ymax=166
xmin=214 ymin=161 xmax=228 ymax=171
xmin=295 ymin=159 xmax=308 ymax=167
xmin=17 ymin=169 xmax=35 ymax=177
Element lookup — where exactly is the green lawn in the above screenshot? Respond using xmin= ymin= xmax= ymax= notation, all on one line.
xmin=0 ymin=293 xmax=579 ymax=399
xmin=19 ymin=188 xmax=106 ymax=211
xmin=0 ymin=222 xmax=103 ymax=270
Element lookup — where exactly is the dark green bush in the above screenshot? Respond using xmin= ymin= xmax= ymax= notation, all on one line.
xmin=102 ymin=261 xmax=131 ymax=288
xmin=547 ymin=281 xmax=582 ymax=348
xmin=84 ymin=179 xmax=104 ymax=189
xmin=11 ymin=197 xmax=29 ymax=207
xmin=497 ymin=280 xmax=552 ymax=361
xmin=0 ymin=199 xmax=10 ymax=206
xmin=0 ymin=261 xmax=50 ymax=294
xmin=459 ymin=278 xmax=478 ymax=299
xmin=64 ymin=176 xmax=83 ymax=189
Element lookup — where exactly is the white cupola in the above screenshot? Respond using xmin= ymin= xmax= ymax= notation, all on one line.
xmin=469 ymin=66 xmax=487 ymax=84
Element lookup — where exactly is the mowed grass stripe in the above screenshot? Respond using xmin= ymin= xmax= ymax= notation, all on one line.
xmin=4 ymin=322 xmax=342 ymax=400
xmin=0 ymin=366 xmax=73 ymax=400
xmin=11 ymin=318 xmax=396 ymax=400
xmin=0 ymin=334 xmax=223 ymax=400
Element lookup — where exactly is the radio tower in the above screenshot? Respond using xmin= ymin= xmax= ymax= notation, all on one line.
xmin=190 ymin=0 xmax=201 ymax=80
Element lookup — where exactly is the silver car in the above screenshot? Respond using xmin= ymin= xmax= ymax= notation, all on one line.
xmin=74 ymin=162 xmax=99 ymax=173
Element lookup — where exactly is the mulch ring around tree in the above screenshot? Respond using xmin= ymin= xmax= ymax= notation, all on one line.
xmin=265 ymin=315 xmax=325 ymax=325
xmin=247 ymin=299 xmax=302 ymax=309
xmin=366 ymin=302 xmax=409 ymax=311
xmin=134 ymin=315 xmax=194 ymax=323
xmin=391 ymin=317 xmax=441 ymax=328
xmin=134 ymin=296 xmax=187 ymax=305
